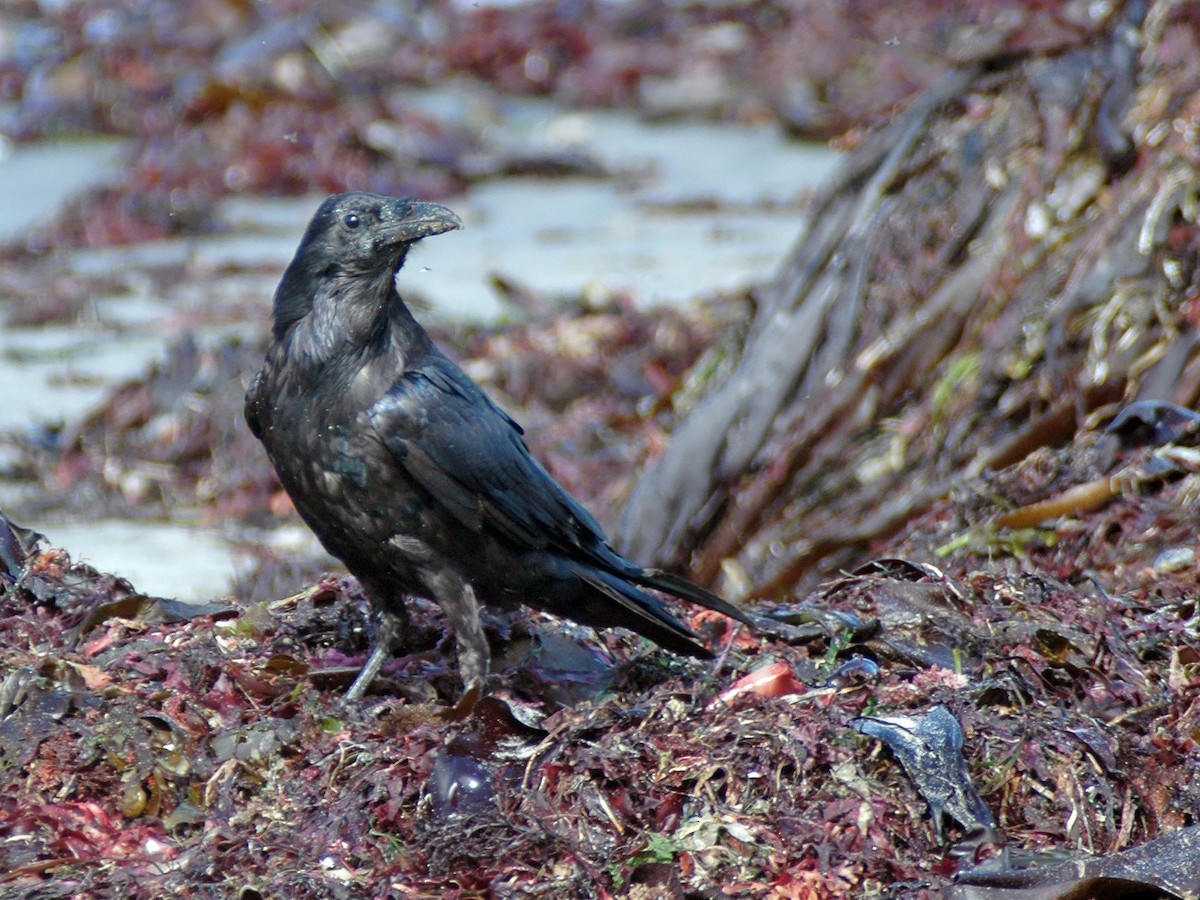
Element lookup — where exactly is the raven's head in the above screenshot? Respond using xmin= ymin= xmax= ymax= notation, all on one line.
xmin=272 ymin=192 xmax=462 ymax=340
xmin=300 ymin=192 xmax=462 ymax=277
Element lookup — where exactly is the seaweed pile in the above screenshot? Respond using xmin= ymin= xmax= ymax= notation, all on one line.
xmin=2 ymin=386 xmax=1199 ymax=898
xmin=2 ymin=0 xmax=1199 ymax=896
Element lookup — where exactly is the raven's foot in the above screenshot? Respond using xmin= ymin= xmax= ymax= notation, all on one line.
xmin=341 ymin=606 xmax=407 ymax=703
xmin=341 ymin=643 xmax=388 ymax=703
xmin=438 ymin=681 xmax=483 ymax=722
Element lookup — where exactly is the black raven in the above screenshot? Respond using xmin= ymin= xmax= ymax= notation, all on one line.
xmin=245 ymin=191 xmax=754 ymax=706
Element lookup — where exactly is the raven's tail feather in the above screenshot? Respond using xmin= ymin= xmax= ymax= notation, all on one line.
xmin=585 ymin=539 xmax=755 ymax=629
xmin=573 ymin=564 xmax=714 ymax=659
xmin=638 ymin=568 xmax=757 ymax=628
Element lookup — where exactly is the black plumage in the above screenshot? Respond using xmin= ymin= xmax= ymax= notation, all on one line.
xmin=245 ymin=191 xmax=754 ymax=703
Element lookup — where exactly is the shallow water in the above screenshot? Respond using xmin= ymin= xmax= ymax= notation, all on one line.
xmin=39 ymin=521 xmax=243 ymax=603
xmin=0 ymin=138 xmax=127 ymax=242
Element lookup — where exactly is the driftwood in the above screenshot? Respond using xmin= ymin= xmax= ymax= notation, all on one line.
xmin=618 ymin=0 xmax=1199 ymax=600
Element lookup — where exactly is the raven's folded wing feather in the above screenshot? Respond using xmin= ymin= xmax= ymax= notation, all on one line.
xmin=369 ymin=358 xmax=609 ymax=555
xmin=369 ymin=356 xmax=757 ymax=630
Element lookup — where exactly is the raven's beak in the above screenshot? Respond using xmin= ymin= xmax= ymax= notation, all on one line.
xmin=388 ymin=199 xmax=463 ymax=243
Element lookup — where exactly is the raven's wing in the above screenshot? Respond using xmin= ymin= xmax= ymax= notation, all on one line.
xmin=244 ymin=369 xmax=267 ymax=440
xmin=368 ymin=358 xmax=610 ymax=556
xmin=369 ymin=356 xmax=757 ymax=631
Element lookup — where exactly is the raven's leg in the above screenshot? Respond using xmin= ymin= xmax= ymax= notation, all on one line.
xmin=427 ymin=571 xmax=489 ymax=717
xmin=343 ymin=604 xmax=408 ymax=702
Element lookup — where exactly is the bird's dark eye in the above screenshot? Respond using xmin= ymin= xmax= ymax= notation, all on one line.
xmin=343 ymin=213 xmax=361 ymax=229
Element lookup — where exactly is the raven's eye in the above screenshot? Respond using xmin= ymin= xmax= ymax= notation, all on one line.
xmin=343 ymin=213 xmax=361 ymax=229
